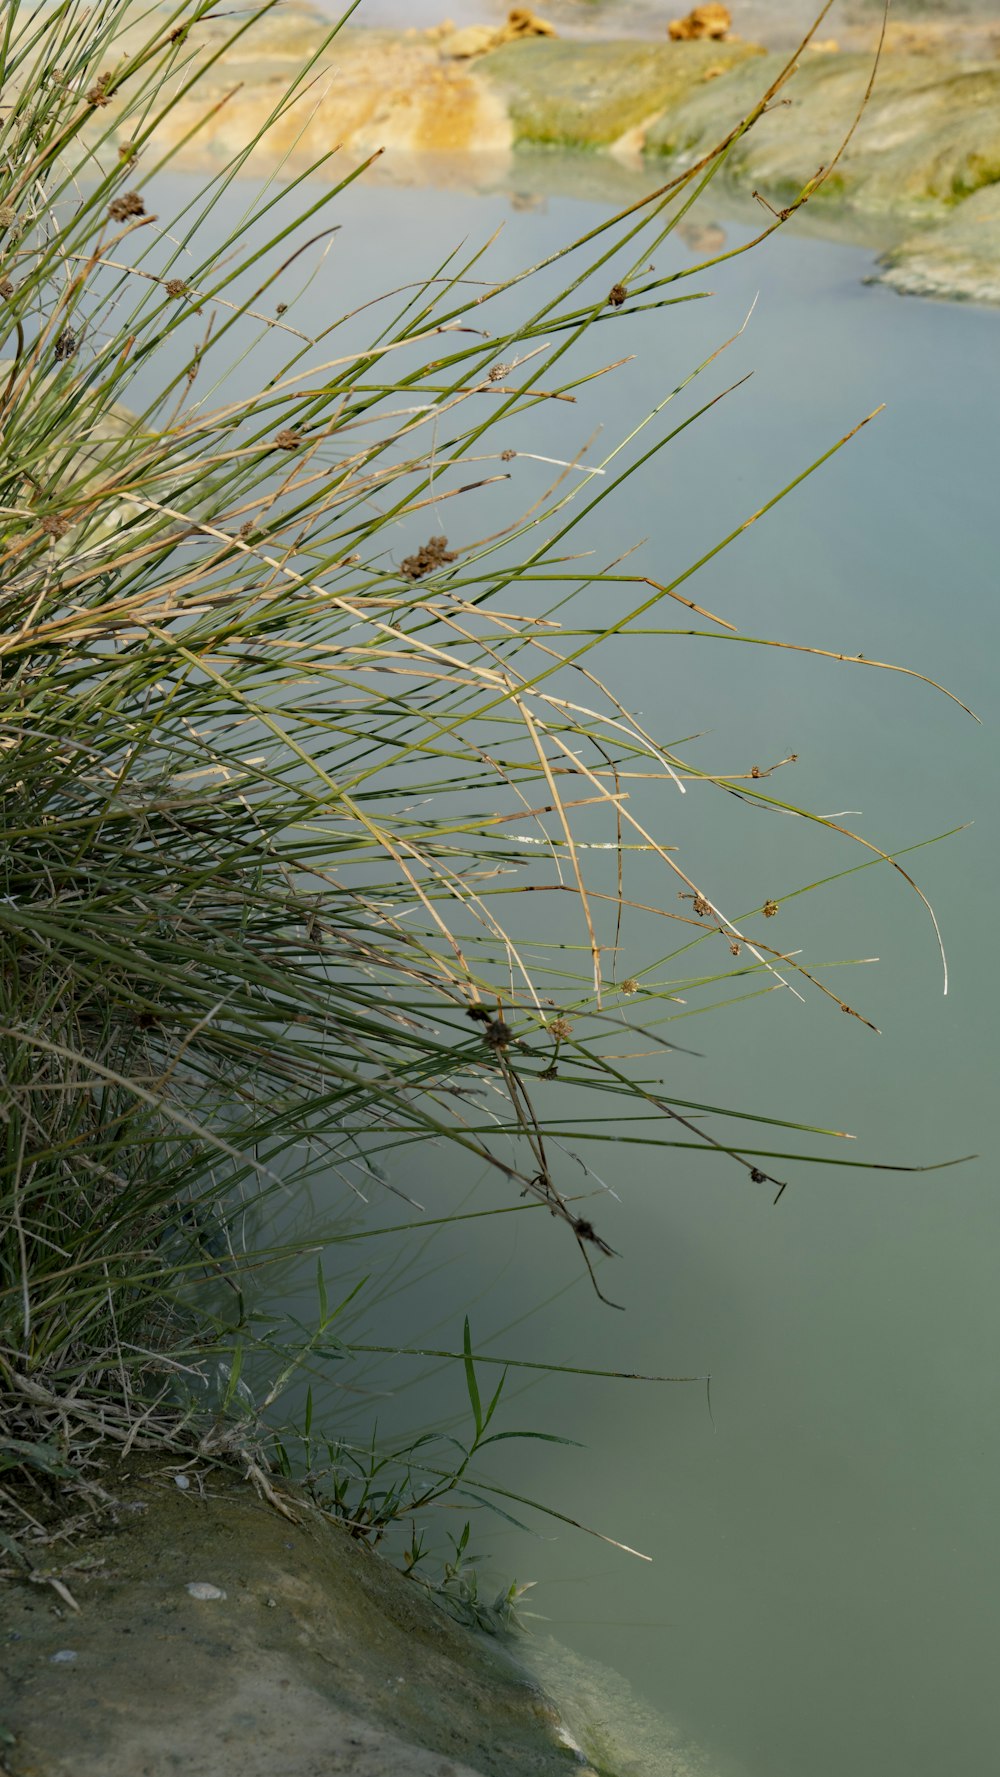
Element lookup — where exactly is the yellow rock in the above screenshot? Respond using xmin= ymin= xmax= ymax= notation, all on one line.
xmin=668 ymin=5 xmax=731 ymax=43
xmin=440 ymin=8 xmax=556 ymax=62
xmin=440 ymin=25 xmax=502 ymax=59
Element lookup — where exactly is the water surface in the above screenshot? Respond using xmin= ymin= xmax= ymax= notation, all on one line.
xmin=146 ymin=162 xmax=999 ymax=1777
xmin=317 ymin=178 xmax=998 ymax=1777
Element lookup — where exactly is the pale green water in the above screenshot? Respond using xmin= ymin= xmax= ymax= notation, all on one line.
xmin=146 ymin=162 xmax=998 ymax=1775
xmin=307 ymin=182 xmax=999 ymax=1777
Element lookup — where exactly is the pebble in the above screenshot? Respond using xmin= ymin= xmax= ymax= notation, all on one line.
xmin=50 ymin=1649 xmax=78 ymax=1663
xmin=174 ymin=1474 xmax=191 ymax=1490
xmin=185 ymin=1582 xmax=226 ymax=1601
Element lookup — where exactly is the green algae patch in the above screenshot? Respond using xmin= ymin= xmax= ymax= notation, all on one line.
xmin=874 ymin=183 xmax=1000 ymax=303
xmin=643 ymin=49 xmax=1000 ymax=217
xmin=478 ymin=37 xmax=761 ymax=149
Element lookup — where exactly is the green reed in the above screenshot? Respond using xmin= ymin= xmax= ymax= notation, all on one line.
xmin=0 ymin=0 xmax=970 ymax=1576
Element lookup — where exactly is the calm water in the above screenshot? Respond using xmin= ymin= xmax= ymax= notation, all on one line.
xmin=147 ymin=156 xmax=999 ymax=1775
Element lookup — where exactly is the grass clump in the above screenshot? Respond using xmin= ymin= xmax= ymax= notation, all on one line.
xmin=0 ymin=0 xmax=970 ymax=1581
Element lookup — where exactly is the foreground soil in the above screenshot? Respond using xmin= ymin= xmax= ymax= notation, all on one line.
xmin=0 ymin=1464 xmax=593 ymax=1777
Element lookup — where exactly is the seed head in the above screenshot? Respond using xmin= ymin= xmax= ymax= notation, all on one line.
xmin=400 ymin=535 xmax=456 ymax=581
xmin=608 ymin=283 xmax=627 ymax=307
xmin=108 ymin=191 xmax=145 ymax=222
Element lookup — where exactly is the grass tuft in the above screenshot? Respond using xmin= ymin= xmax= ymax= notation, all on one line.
xmin=0 ymin=0 xmax=968 ymax=1580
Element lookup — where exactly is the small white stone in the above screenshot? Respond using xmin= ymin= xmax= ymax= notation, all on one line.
xmin=554 ymin=1722 xmax=585 ymax=1754
xmin=50 ymin=1649 xmax=77 ymax=1663
xmin=186 ymin=1582 xmax=226 ymax=1601
xmin=173 ymin=1474 xmax=191 ymax=1490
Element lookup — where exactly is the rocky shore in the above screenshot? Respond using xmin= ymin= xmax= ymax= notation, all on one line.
xmin=96 ymin=4 xmax=1000 ymax=304
xmin=0 ymin=1463 xmax=713 ymax=1777
xmin=0 ymin=1464 xmax=592 ymax=1777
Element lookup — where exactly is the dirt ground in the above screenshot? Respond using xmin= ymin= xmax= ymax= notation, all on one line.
xmin=0 ymin=1463 xmax=596 ymax=1777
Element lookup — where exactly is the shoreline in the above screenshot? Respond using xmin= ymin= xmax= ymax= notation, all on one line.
xmin=1 ymin=1457 xmax=713 ymax=1776
xmin=95 ymin=6 xmax=1000 ymax=306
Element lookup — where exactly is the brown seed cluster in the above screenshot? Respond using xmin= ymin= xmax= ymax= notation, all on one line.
xmin=607 ymin=283 xmax=627 ymax=307
xmin=620 ymin=977 xmax=639 ymax=995
xmin=108 ymin=191 xmax=145 ymax=222
xmin=482 ymin=1017 xmax=513 ymax=1050
xmin=400 ymin=535 xmax=456 ymax=581
xmin=750 ymin=764 xmax=761 ymax=778
xmin=87 ymin=73 xmax=111 ymax=106
xmin=54 ymin=329 xmax=77 ymax=361
xmin=164 ymin=278 xmax=188 ymax=299
xmin=0 ymin=277 xmax=13 ymax=300
xmin=274 ymin=429 xmax=302 ymax=451
xmin=41 ymin=514 xmax=71 ymax=538
xmin=500 ymin=448 xmax=516 ymax=462
xmin=692 ymin=893 xmax=712 ymax=917
xmin=762 ymin=899 xmax=778 ymax=918
xmin=487 ymin=362 xmax=512 ymax=382
xmin=548 ymin=1017 xmax=574 ymax=1042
